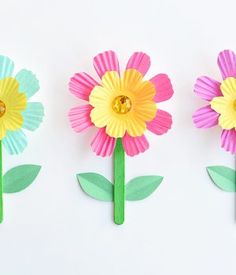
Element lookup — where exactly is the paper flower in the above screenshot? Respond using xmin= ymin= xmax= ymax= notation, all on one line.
xmin=69 ymin=51 xmax=173 ymax=157
xmin=68 ymin=51 xmax=173 ymax=224
xmin=193 ymin=50 xmax=236 ymax=199
xmin=0 ymin=55 xmax=44 ymax=222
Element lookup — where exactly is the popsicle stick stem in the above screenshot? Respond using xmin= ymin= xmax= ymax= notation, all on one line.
xmin=114 ymin=138 xmax=125 ymax=225
xmin=0 ymin=141 xmax=3 ymax=222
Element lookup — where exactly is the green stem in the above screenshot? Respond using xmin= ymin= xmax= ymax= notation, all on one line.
xmin=0 ymin=141 xmax=3 ymax=223
xmin=114 ymin=138 xmax=125 ymax=225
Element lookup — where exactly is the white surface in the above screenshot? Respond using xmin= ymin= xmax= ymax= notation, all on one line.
xmin=0 ymin=0 xmax=236 ymax=274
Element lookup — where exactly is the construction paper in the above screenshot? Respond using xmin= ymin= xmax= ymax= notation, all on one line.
xmin=126 ymin=176 xmax=163 ymax=201
xmin=3 ymin=165 xmax=41 ymax=193
xmin=207 ymin=166 xmax=236 ymax=192
xmin=77 ymin=173 xmax=113 ymax=201
xmin=114 ymin=138 xmax=125 ymax=225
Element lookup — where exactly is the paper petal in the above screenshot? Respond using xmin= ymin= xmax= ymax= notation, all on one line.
xmin=150 ymin=74 xmax=174 ymax=102
xmin=91 ymin=128 xmax=116 ymax=157
xmin=68 ymin=104 xmax=93 ymax=133
xmin=192 ymin=105 xmax=219 ymax=128
xmin=221 ymin=129 xmax=236 ymax=154
xmin=2 ymin=129 xmax=27 ymax=155
xmin=147 ymin=109 xmax=172 ymax=135
xmin=69 ymin=72 xmax=98 ymax=101
xmin=194 ymin=76 xmax=222 ymax=101
xmin=15 ymin=69 xmax=39 ymax=99
xmin=122 ymin=133 xmax=149 ymax=156
xmin=93 ymin=50 xmax=120 ymax=78
xmin=0 ymin=55 xmax=14 ymax=79
xmin=218 ymin=50 xmax=236 ymax=79
xmin=126 ymin=52 xmax=150 ymax=76
xmin=22 ymin=102 xmax=44 ymax=131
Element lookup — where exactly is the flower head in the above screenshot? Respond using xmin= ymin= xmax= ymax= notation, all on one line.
xmin=69 ymin=51 xmax=173 ymax=157
xmin=193 ymin=50 xmax=236 ymax=153
xmin=0 ymin=55 xmax=44 ymax=154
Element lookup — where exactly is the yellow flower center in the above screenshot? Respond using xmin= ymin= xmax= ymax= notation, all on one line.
xmin=112 ymin=95 xmax=132 ymax=114
xmin=234 ymin=100 xmax=236 ymax=111
xmin=0 ymin=100 xmax=6 ymax=117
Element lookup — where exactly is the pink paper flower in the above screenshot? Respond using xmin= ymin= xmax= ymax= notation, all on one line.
xmin=69 ymin=51 xmax=173 ymax=157
xmin=193 ymin=50 xmax=236 ymax=153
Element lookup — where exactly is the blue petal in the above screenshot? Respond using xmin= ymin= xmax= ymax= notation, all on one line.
xmin=2 ymin=130 xmax=27 ymax=155
xmin=15 ymin=69 xmax=39 ymax=98
xmin=0 ymin=55 xmax=14 ymax=79
xmin=22 ymin=102 xmax=44 ymax=131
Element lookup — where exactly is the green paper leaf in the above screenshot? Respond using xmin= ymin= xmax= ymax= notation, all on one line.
xmin=126 ymin=175 xmax=163 ymax=201
xmin=77 ymin=173 xmax=113 ymax=201
xmin=3 ymin=165 xmax=41 ymax=193
xmin=207 ymin=166 xmax=236 ymax=192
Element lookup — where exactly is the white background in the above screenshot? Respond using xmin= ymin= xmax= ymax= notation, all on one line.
xmin=0 ymin=0 xmax=235 ymax=274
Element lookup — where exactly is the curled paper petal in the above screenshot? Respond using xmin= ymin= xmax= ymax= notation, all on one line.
xmin=122 ymin=133 xmax=149 ymax=156
xmin=69 ymin=72 xmax=98 ymax=101
xmin=126 ymin=52 xmax=150 ymax=76
xmin=194 ymin=76 xmax=222 ymax=101
xmin=2 ymin=129 xmax=27 ymax=155
xmin=218 ymin=50 xmax=236 ymax=79
xmin=221 ymin=129 xmax=236 ymax=154
xmin=147 ymin=109 xmax=172 ymax=135
xmin=193 ymin=105 xmax=219 ymax=128
xmin=0 ymin=55 xmax=14 ymax=79
xmin=150 ymin=74 xmax=174 ymax=103
xmin=15 ymin=69 xmax=39 ymax=99
xmin=91 ymin=128 xmax=116 ymax=157
xmin=22 ymin=102 xmax=44 ymax=131
xmin=69 ymin=104 xmax=93 ymax=133
xmin=93 ymin=50 xmax=120 ymax=78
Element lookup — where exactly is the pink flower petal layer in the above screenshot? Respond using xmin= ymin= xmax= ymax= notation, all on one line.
xmin=150 ymin=74 xmax=174 ymax=102
xmin=122 ymin=133 xmax=149 ymax=156
xmin=126 ymin=52 xmax=150 ymax=76
xmin=69 ymin=72 xmax=98 ymax=101
xmin=194 ymin=76 xmax=222 ymax=101
xmin=217 ymin=50 xmax=236 ymax=79
xmin=193 ymin=105 xmax=219 ymax=128
xmin=68 ymin=105 xmax=93 ymax=133
xmin=91 ymin=128 xmax=116 ymax=157
xmin=93 ymin=50 xmax=120 ymax=78
xmin=147 ymin=109 xmax=172 ymax=135
xmin=221 ymin=129 xmax=236 ymax=154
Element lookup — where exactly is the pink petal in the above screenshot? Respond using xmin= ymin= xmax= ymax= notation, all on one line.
xmin=150 ymin=74 xmax=174 ymax=102
xmin=147 ymin=109 xmax=172 ymax=135
xmin=194 ymin=76 xmax=222 ymax=101
xmin=68 ymin=105 xmax=93 ymax=133
xmin=193 ymin=105 xmax=219 ymax=128
xmin=93 ymin=50 xmax=120 ymax=78
xmin=126 ymin=52 xmax=150 ymax=76
xmin=69 ymin=72 xmax=98 ymax=101
xmin=91 ymin=128 xmax=116 ymax=157
xmin=217 ymin=50 xmax=236 ymax=79
xmin=221 ymin=129 xmax=236 ymax=154
xmin=122 ymin=133 xmax=149 ymax=157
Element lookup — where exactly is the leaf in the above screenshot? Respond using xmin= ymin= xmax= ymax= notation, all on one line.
xmin=207 ymin=166 xmax=236 ymax=192
xmin=3 ymin=165 xmax=41 ymax=193
xmin=77 ymin=173 xmax=113 ymax=201
xmin=126 ymin=175 xmax=163 ymax=201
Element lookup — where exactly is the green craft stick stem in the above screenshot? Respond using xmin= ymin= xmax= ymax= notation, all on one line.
xmin=0 ymin=141 xmax=3 ymax=222
xmin=114 ymin=138 xmax=125 ymax=225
